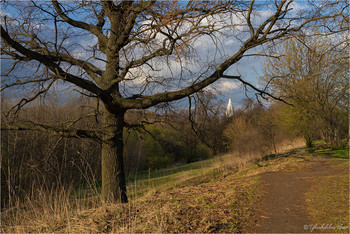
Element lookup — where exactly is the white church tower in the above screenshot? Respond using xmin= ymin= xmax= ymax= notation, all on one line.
xmin=225 ymin=98 xmax=234 ymax=118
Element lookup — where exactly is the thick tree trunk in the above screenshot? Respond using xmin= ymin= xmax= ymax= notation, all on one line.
xmin=101 ymin=110 xmax=128 ymax=203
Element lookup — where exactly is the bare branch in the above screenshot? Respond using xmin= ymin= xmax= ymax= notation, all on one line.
xmin=221 ymin=75 xmax=292 ymax=106
xmin=2 ymin=121 xmax=102 ymax=142
xmin=1 ymin=26 xmax=103 ymax=96
xmin=51 ymin=0 xmax=107 ymax=46
xmin=1 ymin=77 xmax=52 ymax=91
xmin=246 ymin=0 xmax=255 ymax=38
xmin=7 ymin=78 xmax=57 ymax=116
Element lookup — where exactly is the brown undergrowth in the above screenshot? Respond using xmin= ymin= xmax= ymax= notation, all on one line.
xmin=1 ymin=139 xmax=307 ymax=233
xmin=82 ymin=175 xmax=259 ymax=233
xmin=2 ymin=169 xmax=260 ymax=233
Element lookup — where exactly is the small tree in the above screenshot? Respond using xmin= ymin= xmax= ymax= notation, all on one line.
xmin=1 ymin=0 xmax=347 ymax=202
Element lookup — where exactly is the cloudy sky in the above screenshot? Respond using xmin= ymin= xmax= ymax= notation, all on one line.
xmin=1 ymin=1 xmax=307 ymax=109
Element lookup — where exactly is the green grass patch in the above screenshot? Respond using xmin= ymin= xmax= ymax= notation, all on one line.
xmin=314 ymin=148 xmax=349 ymax=159
xmin=128 ymin=157 xmax=217 ymax=182
xmin=313 ymin=147 xmax=349 ymax=170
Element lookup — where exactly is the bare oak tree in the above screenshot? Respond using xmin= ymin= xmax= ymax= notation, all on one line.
xmin=1 ymin=0 xmax=347 ymax=202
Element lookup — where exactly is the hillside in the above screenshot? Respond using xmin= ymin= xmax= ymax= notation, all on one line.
xmin=2 ymin=146 xmax=349 ymax=233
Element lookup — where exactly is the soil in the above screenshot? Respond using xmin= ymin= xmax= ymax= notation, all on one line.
xmin=246 ymin=157 xmax=347 ymax=233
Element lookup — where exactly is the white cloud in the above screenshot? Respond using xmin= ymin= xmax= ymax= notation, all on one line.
xmin=220 ymin=80 xmax=239 ymax=91
xmin=206 ymin=79 xmax=240 ymax=94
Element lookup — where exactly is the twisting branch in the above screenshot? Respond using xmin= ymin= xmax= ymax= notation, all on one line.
xmin=246 ymin=0 xmax=255 ymax=38
xmin=51 ymin=0 xmax=107 ymax=45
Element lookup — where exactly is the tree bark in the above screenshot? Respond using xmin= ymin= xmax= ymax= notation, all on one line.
xmin=101 ymin=110 xmax=128 ymax=203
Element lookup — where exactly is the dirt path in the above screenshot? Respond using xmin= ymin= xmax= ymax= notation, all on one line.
xmin=246 ymin=157 xmax=346 ymax=233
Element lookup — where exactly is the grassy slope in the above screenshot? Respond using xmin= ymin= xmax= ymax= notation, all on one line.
xmin=2 ymin=146 xmax=349 ymax=233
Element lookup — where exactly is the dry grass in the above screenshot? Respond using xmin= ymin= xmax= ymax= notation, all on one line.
xmin=0 ymin=138 xmax=308 ymax=233
xmin=213 ymin=138 xmax=307 ymax=175
xmin=108 ymin=175 xmax=259 ymax=233
xmin=1 ymin=168 xmax=260 ymax=233
xmin=275 ymin=137 xmax=305 ymax=153
xmin=1 ymin=186 xmax=103 ymax=233
xmin=1 ymin=151 xmax=264 ymax=233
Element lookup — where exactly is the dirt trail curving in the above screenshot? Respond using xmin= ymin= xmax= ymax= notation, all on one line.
xmin=246 ymin=157 xmax=346 ymax=233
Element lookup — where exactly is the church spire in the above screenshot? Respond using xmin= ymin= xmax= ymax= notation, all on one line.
xmin=226 ymin=98 xmax=233 ymax=118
